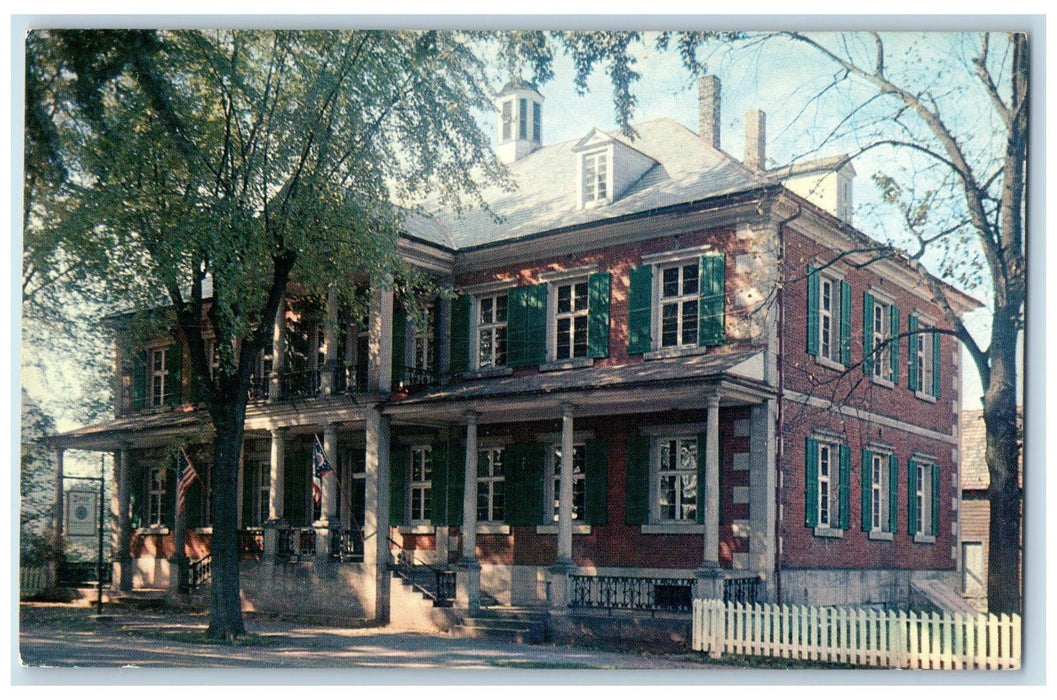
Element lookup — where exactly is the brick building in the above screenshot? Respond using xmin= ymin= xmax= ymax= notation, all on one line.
xmin=51 ymin=77 xmax=980 ymax=631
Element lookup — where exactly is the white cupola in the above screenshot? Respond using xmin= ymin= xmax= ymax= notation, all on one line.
xmin=496 ymin=81 xmax=543 ymax=165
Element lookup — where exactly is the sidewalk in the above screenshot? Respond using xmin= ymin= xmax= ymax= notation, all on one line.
xmin=16 ymin=602 xmax=732 ymax=675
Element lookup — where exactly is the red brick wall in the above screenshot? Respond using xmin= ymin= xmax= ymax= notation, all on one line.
xmin=780 ymin=227 xmax=958 ymax=572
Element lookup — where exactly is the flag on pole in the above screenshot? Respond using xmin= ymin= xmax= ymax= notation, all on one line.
xmin=177 ymin=448 xmax=198 ymax=516
xmin=312 ymin=435 xmax=333 ymax=508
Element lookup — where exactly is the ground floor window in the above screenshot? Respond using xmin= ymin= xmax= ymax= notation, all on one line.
xmin=477 ymin=447 xmax=505 ymax=523
xmin=549 ymin=444 xmax=585 ymax=521
xmin=409 ymin=446 xmax=432 ymax=523
xmin=805 ymin=436 xmax=850 ymax=532
xmin=654 ymin=436 xmax=698 ymax=522
xmin=862 ymin=449 xmax=897 ymax=535
xmin=148 ymin=466 xmax=167 ymax=527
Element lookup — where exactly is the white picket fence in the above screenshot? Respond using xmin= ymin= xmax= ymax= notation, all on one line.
xmin=693 ymin=599 xmax=1020 ymax=670
xmin=20 ymin=566 xmax=50 ymax=599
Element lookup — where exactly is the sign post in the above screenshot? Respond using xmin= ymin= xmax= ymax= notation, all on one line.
xmin=62 ymin=456 xmax=106 ymax=617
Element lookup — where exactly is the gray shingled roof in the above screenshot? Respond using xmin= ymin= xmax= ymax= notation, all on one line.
xmin=404 ymin=118 xmax=765 ymax=250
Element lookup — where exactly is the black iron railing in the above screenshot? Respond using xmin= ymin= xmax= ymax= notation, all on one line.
xmin=569 ymin=575 xmax=695 ymax=613
xmin=334 ymin=363 xmax=369 ymax=394
xmin=722 ymin=575 xmax=762 ymax=605
xmin=388 ymin=537 xmax=454 ymax=607
xmin=248 ymin=374 xmax=270 ymax=402
xmin=277 ymin=527 xmax=317 ymax=559
xmin=58 ymin=561 xmax=112 ymax=587
xmin=181 ymin=554 xmax=212 ymax=592
xmin=330 ymin=528 xmax=365 ymax=562
xmin=237 ymin=529 xmax=265 ymax=559
xmin=394 ymin=366 xmax=439 ymax=395
xmin=280 ymin=368 xmax=321 ymax=399
xmin=435 ymin=569 xmax=456 ymax=605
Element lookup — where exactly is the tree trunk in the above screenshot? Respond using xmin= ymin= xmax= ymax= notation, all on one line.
xmin=205 ymin=399 xmax=248 ymax=640
xmin=983 ymin=305 xmax=1022 ymax=615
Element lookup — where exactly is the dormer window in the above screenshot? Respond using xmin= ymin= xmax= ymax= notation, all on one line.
xmin=581 ymin=151 xmax=609 ymax=206
xmin=501 ymin=100 xmax=514 ymax=143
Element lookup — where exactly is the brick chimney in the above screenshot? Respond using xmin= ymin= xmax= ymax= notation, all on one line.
xmin=698 ymin=76 xmax=721 ymax=149
xmin=745 ymin=109 xmax=766 ymax=171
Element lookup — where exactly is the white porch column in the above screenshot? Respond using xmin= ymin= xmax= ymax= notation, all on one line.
xmin=365 ymin=408 xmax=392 ymax=622
xmin=321 ymin=285 xmax=338 ymax=395
xmin=322 ymin=423 xmax=339 ymax=526
xmin=556 ymin=403 xmax=575 ymax=566
xmin=457 ymin=411 xmax=482 ymax=611
xmin=367 ymin=279 xmax=393 ymax=394
xmin=269 ymin=299 xmax=286 ymax=401
xmin=704 ymin=393 xmax=721 ymax=568
xmin=116 ymin=444 xmax=133 ymax=590
xmin=268 ymin=429 xmax=287 ymax=523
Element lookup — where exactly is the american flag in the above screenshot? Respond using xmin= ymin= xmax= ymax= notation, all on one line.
xmin=312 ymin=435 xmax=333 ymax=508
xmin=176 ymin=448 xmax=198 ymax=515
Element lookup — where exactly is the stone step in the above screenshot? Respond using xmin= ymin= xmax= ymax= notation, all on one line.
xmin=453 ymin=612 xmax=548 ymax=644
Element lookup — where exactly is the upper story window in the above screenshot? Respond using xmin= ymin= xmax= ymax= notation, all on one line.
xmin=659 ymin=263 xmax=700 ymax=349
xmin=553 ymin=280 xmax=590 ymax=361
xmin=807 ymin=266 xmax=851 ymax=367
xmin=500 ymin=99 xmax=513 ymax=143
xmin=412 ymin=308 xmax=433 ymax=371
xmin=477 ymin=447 xmax=505 ymax=523
xmin=654 ymin=436 xmax=698 ymax=522
xmin=477 ymin=293 xmax=508 ymax=369
xmin=150 ymin=347 xmax=170 ymax=407
xmin=628 ymin=252 xmax=726 ymax=356
xmin=864 ymin=292 xmax=900 ymax=384
xmin=532 ymin=101 xmax=541 ymax=142
xmin=805 ymin=436 xmax=850 ymax=535
xmin=581 ymin=151 xmax=609 ymax=206
xmin=519 ymin=97 xmax=528 ymax=140
xmin=909 ymin=314 xmax=941 ymax=400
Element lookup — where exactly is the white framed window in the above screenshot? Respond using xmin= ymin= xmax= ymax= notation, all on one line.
xmin=869 ymin=452 xmax=888 ymax=532
xmin=252 ymin=460 xmax=270 ymax=526
xmin=654 ymin=436 xmax=698 ymax=522
xmin=149 ymin=347 xmax=169 ymax=407
xmin=476 ymin=447 xmax=505 ymax=523
xmin=581 ymin=151 xmax=608 ymax=205
xmin=412 ymin=308 xmax=433 ymax=371
xmin=917 ymin=330 xmax=935 ymax=395
xmin=915 ymin=461 xmax=933 ymax=537
xmin=548 ymin=444 xmax=586 ymax=522
xmin=476 ymin=293 xmax=508 ymax=369
xmin=872 ymin=300 xmax=891 ymax=381
xmin=552 ymin=280 xmax=589 ymax=361
xmin=409 ymin=446 xmax=432 ymax=523
xmin=148 ymin=466 xmax=167 ymax=527
xmin=658 ymin=262 xmax=700 ymax=349
xmin=818 ymin=441 xmax=836 ymax=528
xmin=500 ymin=99 xmax=513 ymax=143
xmin=518 ymin=97 xmax=528 ymax=140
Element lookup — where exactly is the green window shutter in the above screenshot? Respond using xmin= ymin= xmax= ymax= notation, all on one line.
xmin=931 ymin=464 xmax=941 ymax=538
xmin=448 ymin=444 xmax=466 ymax=527
xmin=429 ymin=299 xmax=441 ymax=373
xmin=627 ymin=265 xmax=653 ymax=355
xmin=932 ymin=332 xmax=942 ymax=399
xmin=862 ymin=292 xmax=875 ymax=376
xmin=888 ymin=454 xmax=900 ymax=534
xmin=507 ymin=284 xmax=548 ymax=369
xmin=389 ymin=445 xmax=408 ymax=527
xmin=166 ymin=341 xmax=183 ymax=406
xmin=805 ymin=438 xmax=819 ymax=528
xmin=504 ymin=442 xmax=546 ymax=526
xmin=696 ymin=431 xmax=709 ymax=525
xmin=908 ymin=459 xmax=919 ymax=535
xmin=587 ymin=273 xmax=611 ymax=359
xmin=806 ymin=265 xmax=820 ymax=356
xmin=889 ymin=306 xmax=900 ymax=384
xmin=625 ymin=435 xmax=651 ymax=526
xmin=838 ymin=444 xmax=851 ymax=531
xmin=584 ymin=438 xmax=608 ymax=526
xmin=130 ymin=463 xmax=143 ymax=529
xmin=840 ymin=280 xmax=853 ymax=366
xmin=450 ymin=295 xmax=472 ymax=376
xmin=699 ymin=254 xmax=726 ymax=347
xmin=908 ymin=315 xmax=920 ymax=391
xmin=284 ymin=450 xmax=309 ymax=527
xmin=430 ymin=444 xmax=450 ymax=526
xmin=132 ymin=350 xmax=148 ymax=411
xmin=391 ymin=305 xmax=407 ymax=387
xmin=241 ymin=464 xmax=255 ymax=526
xmin=861 ymin=450 xmax=873 ymax=532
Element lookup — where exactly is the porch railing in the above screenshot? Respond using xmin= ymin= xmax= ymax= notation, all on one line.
xmin=723 ymin=576 xmax=762 ymax=605
xmin=248 ymin=374 xmax=270 ymax=402
xmin=388 ymin=537 xmax=454 ymax=607
xmin=237 ymin=529 xmax=265 ymax=559
xmin=277 ymin=527 xmax=317 ymax=559
xmin=180 ymin=554 xmax=212 ymax=592
xmin=394 ymin=366 xmax=440 ymax=395
xmin=280 ymin=368 xmax=322 ymax=399
xmin=334 ymin=363 xmax=369 ymax=394
xmin=330 ymin=528 xmax=365 ymax=562
xmin=568 ymin=575 xmax=696 ymax=613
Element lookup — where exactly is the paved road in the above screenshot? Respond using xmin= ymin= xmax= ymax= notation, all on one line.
xmin=17 ymin=603 xmax=730 ymax=677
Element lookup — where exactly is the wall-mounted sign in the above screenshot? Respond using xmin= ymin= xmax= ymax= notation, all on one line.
xmin=66 ymin=490 xmax=98 ymax=536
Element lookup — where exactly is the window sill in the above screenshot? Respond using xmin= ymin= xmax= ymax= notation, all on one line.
xmin=813 ymin=355 xmax=846 ymax=372
xmin=398 ymin=525 xmax=434 ymax=535
xmin=871 ymin=376 xmax=895 ymax=389
xmin=868 ymin=530 xmax=894 ymax=542
xmin=915 ymin=391 xmax=938 ymax=403
xmin=136 ymin=527 xmax=170 ymax=536
xmin=643 ymin=345 xmax=709 ymax=361
xmin=641 ymin=523 xmax=706 ymax=535
xmin=535 ymin=524 xmax=592 ymax=535
xmin=192 ymin=527 xmax=214 ymax=535
xmin=475 ymin=524 xmax=511 ymax=535
xmin=539 ymin=357 xmax=594 ymax=372
xmin=813 ymin=526 xmax=844 ymax=539
xmin=913 ymin=533 xmax=937 ymax=544
xmin=463 ymin=367 xmax=514 ymax=380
